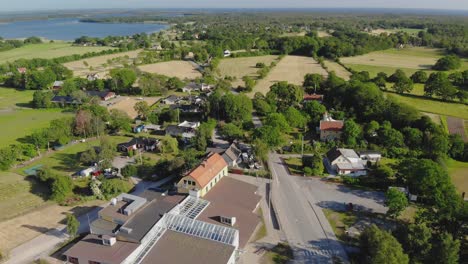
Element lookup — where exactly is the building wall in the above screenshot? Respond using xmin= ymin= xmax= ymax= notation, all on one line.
xmin=177 ymin=166 xmax=228 ymax=197
xmin=320 ymin=130 xmax=342 ymax=141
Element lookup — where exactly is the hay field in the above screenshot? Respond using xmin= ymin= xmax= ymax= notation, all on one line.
xmin=323 ymin=60 xmax=351 ymax=80
xmin=341 ymin=48 xmax=439 ymax=70
xmin=138 ymin=61 xmax=201 ymax=79
xmin=250 ymin=55 xmax=328 ymax=97
xmin=0 ymin=42 xmax=114 ymax=63
xmin=63 ymin=50 xmax=141 ymax=78
xmin=218 ymin=55 xmax=278 ymax=87
xmin=107 ymin=96 xmax=160 ymax=119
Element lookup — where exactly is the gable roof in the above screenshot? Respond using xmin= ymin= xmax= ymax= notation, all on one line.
xmin=320 ymin=120 xmax=344 ymax=131
xmin=187 ymin=153 xmax=228 ymax=188
xmin=327 ymin=148 xmax=360 ymax=162
xmin=303 ymin=93 xmax=324 ymax=101
xmin=222 ymin=143 xmax=242 ymax=163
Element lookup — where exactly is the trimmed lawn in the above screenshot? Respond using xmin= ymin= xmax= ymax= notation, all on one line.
xmin=447 ymin=159 xmax=468 ymax=195
xmin=16 ymin=136 xmax=131 ymax=177
xmin=386 ymin=93 xmax=468 ymax=119
xmin=0 ymin=87 xmax=34 ymax=109
xmin=283 ymin=157 xmax=303 ymax=175
xmin=0 ymin=172 xmax=51 ymax=221
xmin=323 ymin=209 xmax=358 ymax=243
xmin=261 ymin=242 xmax=294 ymax=264
xmin=0 ymin=42 xmax=114 ymax=63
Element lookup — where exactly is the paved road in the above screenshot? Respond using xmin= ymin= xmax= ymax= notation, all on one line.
xmin=5 ymin=176 xmax=176 ymax=264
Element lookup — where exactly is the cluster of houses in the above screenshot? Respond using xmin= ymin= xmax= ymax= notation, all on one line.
xmin=64 ymin=152 xmax=262 ymax=264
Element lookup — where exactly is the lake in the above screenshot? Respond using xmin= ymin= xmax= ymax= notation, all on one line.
xmin=0 ymin=18 xmax=168 ymax=40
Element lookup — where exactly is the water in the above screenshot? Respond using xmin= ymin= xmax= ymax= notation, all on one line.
xmin=0 ymin=18 xmax=168 ymax=40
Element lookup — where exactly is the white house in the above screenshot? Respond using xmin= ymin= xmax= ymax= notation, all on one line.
xmin=326 ymin=148 xmax=367 ymax=176
xmin=224 ymin=50 xmax=231 ymax=57
xmin=358 ymin=150 xmax=382 ymax=164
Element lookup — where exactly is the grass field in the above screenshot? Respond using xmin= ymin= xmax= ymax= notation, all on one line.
xmin=138 ymin=60 xmax=201 ymax=80
xmin=250 ymin=55 xmax=328 ymax=97
xmin=387 ymin=93 xmax=468 ymax=119
xmin=16 ymin=136 xmax=131 ymax=177
xmin=370 ymin=28 xmax=425 ymax=36
xmin=447 ymin=159 xmax=468 ymax=195
xmin=63 ymin=50 xmax=141 ymax=78
xmin=107 ymin=96 xmax=160 ymax=119
xmin=323 ymin=60 xmax=351 ymax=80
xmin=218 ymin=55 xmax=278 ymax=87
xmin=0 ymin=87 xmax=71 ymax=146
xmin=0 ymin=42 xmax=114 ymax=63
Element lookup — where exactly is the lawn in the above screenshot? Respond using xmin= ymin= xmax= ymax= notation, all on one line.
xmin=0 ymin=87 xmax=34 ymax=109
xmin=218 ymin=55 xmax=278 ymax=87
xmin=0 ymin=42 xmax=114 ymax=63
xmin=386 ymin=93 xmax=468 ymax=119
xmin=16 ymin=136 xmax=131 ymax=177
xmin=323 ymin=208 xmax=358 ymax=244
xmin=447 ymin=159 xmax=468 ymax=195
xmin=250 ymin=55 xmax=328 ymax=97
xmin=283 ymin=157 xmax=303 ymax=175
xmin=0 ymin=172 xmax=51 ymax=222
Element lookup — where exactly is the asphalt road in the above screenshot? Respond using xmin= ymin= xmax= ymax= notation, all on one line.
xmin=269 ymin=153 xmax=349 ymax=263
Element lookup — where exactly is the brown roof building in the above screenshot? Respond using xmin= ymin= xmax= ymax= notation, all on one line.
xmin=177 ymin=152 xmax=228 ymax=197
xmin=319 ymin=113 xmax=344 ymax=141
xmin=303 ymin=93 xmax=324 ymax=103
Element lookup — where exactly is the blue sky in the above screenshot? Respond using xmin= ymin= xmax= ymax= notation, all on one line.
xmin=0 ymin=0 xmax=467 ymax=11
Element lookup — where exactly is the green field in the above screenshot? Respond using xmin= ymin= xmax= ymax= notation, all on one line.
xmin=387 ymin=93 xmax=468 ymax=119
xmin=16 ymin=136 xmax=131 ymax=177
xmin=447 ymin=159 xmax=468 ymax=195
xmin=0 ymin=42 xmax=114 ymax=63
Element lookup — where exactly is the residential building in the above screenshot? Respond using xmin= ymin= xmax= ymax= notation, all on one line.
xmin=52 ymin=81 xmax=64 ymax=90
xmin=303 ymin=93 xmax=324 ymax=103
xmin=86 ymin=90 xmax=116 ymax=101
xmin=161 ymin=95 xmax=179 ymax=105
xmin=319 ymin=113 xmax=344 ymax=141
xmin=117 ymin=138 xmax=160 ymax=153
xmin=357 ymin=150 xmax=382 ymax=164
xmin=326 ymin=148 xmax=367 ymax=176
xmin=206 ymin=143 xmax=242 ymax=167
xmin=177 ymin=152 xmax=228 ymax=198
xmin=87 ymin=73 xmax=100 ymax=81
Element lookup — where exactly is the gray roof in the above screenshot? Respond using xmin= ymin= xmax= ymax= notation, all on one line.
xmin=327 ymin=147 xmax=359 ymax=161
xmin=141 ymin=230 xmax=235 ymax=264
xmin=116 ymin=193 xmax=147 ymax=216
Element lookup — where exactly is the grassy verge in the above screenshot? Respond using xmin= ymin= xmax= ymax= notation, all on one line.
xmin=323 ymin=208 xmax=359 ymax=246
xmin=253 ymin=208 xmax=267 ymax=241
xmin=283 ymin=157 xmax=303 ymax=175
xmin=261 ymin=242 xmax=294 ymax=264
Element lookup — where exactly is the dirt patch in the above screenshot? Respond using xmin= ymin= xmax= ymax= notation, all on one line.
xmin=250 ymin=56 xmax=328 ymax=97
xmin=422 ymin=112 xmax=442 ymax=125
xmin=447 ymin=116 xmax=467 ymax=142
xmin=63 ymin=50 xmax=141 ymax=78
xmin=341 ymin=51 xmax=437 ymax=69
xmin=323 ymin=60 xmax=351 ymax=80
xmin=107 ymin=96 xmax=160 ymax=119
xmin=138 ymin=61 xmax=201 ymax=79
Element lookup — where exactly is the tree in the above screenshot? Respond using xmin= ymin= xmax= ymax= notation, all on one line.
xmin=425 ymin=72 xmax=450 ymax=98
xmin=167 ymin=77 xmax=185 ymax=90
xmin=392 ymin=76 xmax=413 ymax=94
xmin=26 ymin=68 xmax=56 ymax=90
xmin=109 ymin=68 xmax=137 ymax=93
xmin=343 ymin=119 xmax=361 ymax=147
xmin=360 ymin=225 xmax=409 ymax=264
xmin=410 ymin=71 xmax=428 ymax=83
xmin=385 ymin=188 xmax=408 ymax=218
xmin=253 ymin=139 xmax=269 ymax=162
xmin=433 ymin=55 xmax=461 ymax=71
xmin=431 ymin=233 xmax=460 ymax=264
xmin=220 ymin=123 xmax=244 ymax=142
xmin=284 ymin=107 xmax=307 ymax=128
xmin=60 ymin=79 xmax=78 ymax=96
xmin=100 ymin=179 xmax=132 ymax=199
xmin=388 ymin=69 xmax=407 ymax=83
xmin=74 ymin=110 xmax=93 ymax=137
xmin=303 ymin=101 xmax=326 ymax=124
xmin=373 ymin=72 xmax=387 ymax=88
xmin=448 ymin=134 xmax=464 ymax=160
xmin=66 ymin=214 xmax=80 ymax=237
xmin=32 ymin=90 xmax=54 ymax=108
xmin=265 ymin=113 xmax=290 ymax=132
xmin=98 ymin=137 xmax=117 ymax=169
xmin=242 ymin=76 xmax=256 ymax=92
xmin=395 ymin=223 xmax=432 ymax=264
xmin=303 ymin=73 xmax=324 ymax=93
xmin=266 ymin=81 xmax=303 ymax=112
xmin=80 ymin=147 xmax=97 ymax=165
xmin=254 ymin=125 xmax=286 ymax=148
xmin=51 ymin=175 xmax=73 ymax=202
xmin=134 ymin=101 xmax=150 ymax=120
xmin=109 ymin=109 xmax=132 ymax=132
xmin=220 ymin=93 xmax=253 ymax=122
xmin=161 ymin=136 xmax=179 ymax=155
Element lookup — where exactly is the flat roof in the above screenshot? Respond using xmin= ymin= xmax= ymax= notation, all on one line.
xmin=63 ymin=234 xmax=139 ymax=264
xmin=197 ymin=176 xmax=261 ymax=248
xmin=141 ymin=230 xmax=235 ymax=264
xmin=117 ymin=193 xmax=185 ymax=243
xmin=99 ymin=200 xmax=132 ymax=223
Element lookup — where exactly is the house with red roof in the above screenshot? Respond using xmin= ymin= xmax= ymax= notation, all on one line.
xmin=177 ymin=152 xmax=228 ymax=198
xmin=319 ymin=113 xmax=344 ymax=141
xmin=303 ymin=93 xmax=324 ymax=103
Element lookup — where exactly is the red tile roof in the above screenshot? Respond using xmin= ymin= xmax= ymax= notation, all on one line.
xmin=303 ymin=94 xmax=324 ymax=101
xmin=320 ymin=120 xmax=344 ymax=131
xmin=188 ymin=153 xmax=228 ymax=188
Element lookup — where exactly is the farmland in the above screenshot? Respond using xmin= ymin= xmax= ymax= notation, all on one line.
xmin=217 ymin=55 xmax=278 ymax=87
xmin=107 ymin=96 xmax=160 ymax=119
xmin=0 ymin=87 xmax=71 ymax=146
xmin=0 ymin=42 xmax=114 ymax=63
xmin=138 ymin=60 xmax=202 ymax=79
xmin=63 ymin=49 xmax=141 ymax=78
xmin=250 ymin=55 xmax=328 ymax=97
xmin=323 ymin=60 xmax=351 ymax=80
xmin=447 ymin=159 xmax=468 ymax=195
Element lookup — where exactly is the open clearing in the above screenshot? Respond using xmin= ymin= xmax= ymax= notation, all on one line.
xmin=0 ymin=42 xmax=114 ymax=63
xmin=63 ymin=50 xmax=141 ymax=78
xmin=387 ymin=93 xmax=468 ymax=119
xmin=218 ymin=55 xmax=278 ymax=87
xmin=107 ymin=96 xmax=160 ymax=119
xmin=370 ymin=28 xmax=424 ymax=36
xmin=250 ymin=55 xmax=328 ymax=97
xmin=323 ymin=60 xmax=351 ymax=80
xmin=0 ymin=87 xmax=71 ymax=146
xmin=138 ymin=60 xmax=201 ymax=80
xmin=447 ymin=159 xmax=468 ymax=195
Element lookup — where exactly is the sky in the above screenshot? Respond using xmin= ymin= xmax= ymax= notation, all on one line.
xmin=0 ymin=0 xmax=467 ymax=12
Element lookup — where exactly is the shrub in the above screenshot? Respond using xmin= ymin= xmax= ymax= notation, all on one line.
xmin=304 ymin=167 xmax=313 ymax=176
xmin=342 ymin=176 xmax=360 ymax=185
xmin=121 ymin=165 xmax=137 ymax=178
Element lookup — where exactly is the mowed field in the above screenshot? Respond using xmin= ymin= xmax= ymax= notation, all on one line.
xmin=218 ymin=55 xmax=278 ymax=87
xmin=447 ymin=159 xmax=468 ymax=195
xmin=323 ymin=60 xmax=351 ymax=80
xmin=0 ymin=42 xmax=114 ymax=63
xmin=107 ymin=96 xmax=160 ymax=119
xmin=63 ymin=50 xmax=141 ymax=78
xmin=0 ymin=87 xmax=71 ymax=146
xmin=138 ymin=60 xmax=201 ymax=80
xmin=250 ymin=55 xmax=328 ymax=97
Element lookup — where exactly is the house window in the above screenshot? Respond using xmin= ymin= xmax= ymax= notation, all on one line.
xmin=68 ymin=257 xmax=79 ymax=264
xmin=89 ymin=261 xmax=101 ymax=264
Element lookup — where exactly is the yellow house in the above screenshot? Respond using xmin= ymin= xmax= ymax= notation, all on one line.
xmin=177 ymin=152 xmax=228 ymax=197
